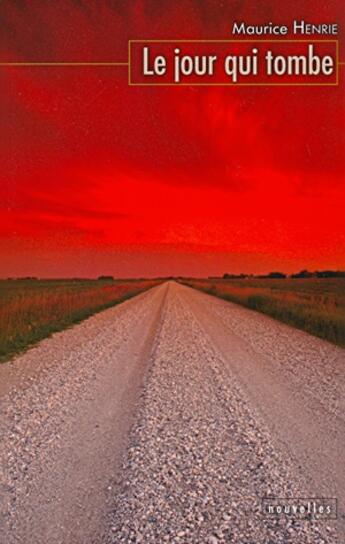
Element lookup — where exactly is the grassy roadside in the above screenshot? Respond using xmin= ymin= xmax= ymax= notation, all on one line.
xmin=181 ymin=278 xmax=345 ymax=347
xmin=0 ymin=279 xmax=161 ymax=362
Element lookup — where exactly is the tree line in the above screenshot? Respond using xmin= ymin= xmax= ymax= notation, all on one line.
xmin=221 ymin=270 xmax=345 ymax=280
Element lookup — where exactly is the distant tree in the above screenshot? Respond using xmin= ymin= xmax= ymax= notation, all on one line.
xmin=291 ymin=270 xmax=314 ymax=278
xmin=254 ymin=272 xmax=286 ymax=279
xmin=223 ymin=273 xmax=248 ymax=279
xmin=267 ymin=272 xmax=287 ymax=279
xmin=97 ymin=275 xmax=114 ymax=281
xmin=316 ymin=270 xmax=345 ymax=278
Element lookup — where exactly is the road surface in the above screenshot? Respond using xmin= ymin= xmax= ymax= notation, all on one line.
xmin=0 ymin=281 xmax=343 ymax=543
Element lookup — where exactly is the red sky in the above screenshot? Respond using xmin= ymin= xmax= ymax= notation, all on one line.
xmin=1 ymin=0 xmax=344 ymax=278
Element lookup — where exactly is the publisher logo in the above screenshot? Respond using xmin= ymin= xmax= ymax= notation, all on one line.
xmin=262 ymin=497 xmax=337 ymax=520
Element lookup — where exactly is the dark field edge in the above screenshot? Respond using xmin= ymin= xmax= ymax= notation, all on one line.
xmin=0 ymin=287 xmax=154 ymax=364
xmin=180 ymin=281 xmax=345 ymax=348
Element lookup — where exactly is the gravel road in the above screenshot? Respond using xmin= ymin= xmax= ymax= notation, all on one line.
xmin=0 ymin=281 xmax=343 ymax=543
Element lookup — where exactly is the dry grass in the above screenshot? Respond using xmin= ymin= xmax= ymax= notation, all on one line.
xmin=0 ymin=279 xmax=161 ymax=362
xmin=182 ymin=278 xmax=345 ymax=347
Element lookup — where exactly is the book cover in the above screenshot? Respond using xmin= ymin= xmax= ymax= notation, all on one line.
xmin=0 ymin=2 xmax=344 ymax=543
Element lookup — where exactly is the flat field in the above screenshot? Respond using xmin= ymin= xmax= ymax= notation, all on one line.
xmin=0 ymin=278 xmax=161 ymax=361
xmin=181 ymin=277 xmax=345 ymax=346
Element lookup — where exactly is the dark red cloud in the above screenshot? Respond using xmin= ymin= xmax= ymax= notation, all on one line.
xmin=0 ymin=0 xmax=344 ymax=277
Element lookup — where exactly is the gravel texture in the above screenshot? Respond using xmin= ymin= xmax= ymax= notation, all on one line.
xmin=108 ymin=283 xmax=339 ymax=543
xmin=0 ymin=284 xmax=167 ymax=544
xmin=184 ymin=284 xmax=345 ymax=535
xmin=0 ymin=281 xmax=342 ymax=543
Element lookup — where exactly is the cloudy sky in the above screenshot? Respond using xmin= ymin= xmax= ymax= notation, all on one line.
xmin=1 ymin=0 xmax=344 ymax=277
